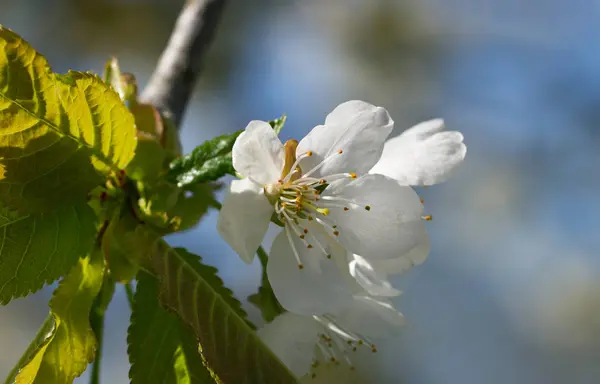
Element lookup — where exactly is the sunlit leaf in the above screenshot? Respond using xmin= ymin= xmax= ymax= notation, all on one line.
xmin=0 ymin=203 xmax=96 ymax=304
xmin=0 ymin=27 xmax=137 ymax=213
xmin=144 ymin=243 xmax=298 ymax=383
xmin=128 ymin=271 xmax=216 ymax=384
xmin=12 ymin=250 xmax=105 ymax=384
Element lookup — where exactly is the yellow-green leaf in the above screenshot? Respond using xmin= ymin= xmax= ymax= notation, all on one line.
xmin=13 ymin=250 xmax=105 ymax=384
xmin=128 ymin=271 xmax=216 ymax=384
xmin=0 ymin=202 xmax=97 ymax=304
xmin=0 ymin=27 xmax=137 ymax=213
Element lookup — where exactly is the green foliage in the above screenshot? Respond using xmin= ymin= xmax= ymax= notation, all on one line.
xmin=167 ymin=131 xmax=242 ymax=188
xmin=12 ymin=250 xmax=105 ymax=384
xmin=102 ymin=210 xmax=157 ymax=283
xmin=167 ymin=115 xmax=287 ymax=189
xmin=0 ymin=203 xmax=97 ymax=304
xmin=128 ymin=271 xmax=216 ymax=384
xmin=0 ymin=27 xmax=137 ymax=213
xmin=1 ymin=26 xmax=295 ymax=384
xmin=144 ymin=243 xmax=298 ymax=383
xmin=269 ymin=115 xmax=287 ymax=135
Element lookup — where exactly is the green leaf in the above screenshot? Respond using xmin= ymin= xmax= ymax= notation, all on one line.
xmin=102 ymin=210 xmax=158 ymax=283
xmin=4 ymin=315 xmax=55 ymax=384
xmin=144 ymin=242 xmax=298 ymax=383
xmin=12 ymin=250 xmax=105 ymax=384
xmin=0 ymin=27 xmax=137 ymax=213
xmin=125 ymin=133 xmax=166 ymax=182
xmin=167 ymin=183 xmax=216 ymax=232
xmin=166 ymin=130 xmax=243 ymax=188
xmin=269 ymin=115 xmax=287 ymax=135
xmin=128 ymin=271 xmax=216 ymax=384
xmin=0 ymin=202 xmax=96 ymax=304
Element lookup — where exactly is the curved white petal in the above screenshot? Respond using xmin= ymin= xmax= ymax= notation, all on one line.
xmin=258 ymin=313 xmax=320 ymax=377
xmin=333 ymin=295 xmax=405 ymax=340
xmin=296 ymin=101 xmax=393 ymax=178
xmin=268 ymin=229 xmax=353 ymax=316
xmin=232 ymin=120 xmax=285 ymax=185
xmin=217 ymin=178 xmax=273 ymax=263
xmin=349 ymin=255 xmax=401 ymax=297
xmin=322 ymin=174 xmax=426 ymax=260
xmin=369 ymin=119 xmax=467 ymax=186
xmin=369 ymin=226 xmax=430 ymax=275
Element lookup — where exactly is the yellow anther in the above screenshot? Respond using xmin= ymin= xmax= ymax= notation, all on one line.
xmin=422 ymin=215 xmax=433 ymax=221
xmin=299 ymin=235 xmax=305 ymax=239
xmin=298 ymin=264 xmax=304 ymax=270
xmin=333 ymin=231 xmax=339 ymax=236
xmin=343 ymin=207 xmax=349 ymax=211
xmin=308 ymin=216 xmax=314 ymax=221
xmin=338 ymin=149 xmax=343 ymax=154
xmin=349 ymin=172 xmax=357 ymax=179
xmin=307 ymin=244 xmax=313 ymax=249
xmin=319 ymin=179 xmax=326 ymax=184
xmin=365 ymin=205 xmax=371 ymax=211
xmin=307 ymin=151 xmax=313 ymax=156
xmin=317 ymin=207 xmax=330 ymax=216
xmin=303 ymin=228 xmax=308 ymax=234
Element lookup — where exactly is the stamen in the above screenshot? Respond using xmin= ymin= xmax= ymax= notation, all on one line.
xmin=284 ymin=225 xmax=303 ymax=269
xmin=283 ymin=151 xmax=313 ymax=183
xmin=422 ymin=215 xmax=433 ymax=221
xmin=303 ymin=149 xmax=344 ymax=178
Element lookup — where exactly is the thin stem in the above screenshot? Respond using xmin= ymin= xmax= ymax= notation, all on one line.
xmin=89 ymin=277 xmax=115 ymax=384
xmin=140 ymin=0 xmax=227 ymax=128
xmin=124 ymin=282 xmax=135 ymax=309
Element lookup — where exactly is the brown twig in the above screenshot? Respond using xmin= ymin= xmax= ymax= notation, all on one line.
xmin=140 ymin=0 xmax=227 ymax=128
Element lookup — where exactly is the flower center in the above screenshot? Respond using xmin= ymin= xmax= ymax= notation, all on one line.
xmin=309 ymin=314 xmax=377 ymax=377
xmin=264 ymin=140 xmax=372 ymax=270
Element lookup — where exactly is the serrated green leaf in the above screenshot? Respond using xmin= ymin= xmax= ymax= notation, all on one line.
xmin=166 ymin=131 xmax=242 ymax=187
xmin=143 ymin=242 xmax=298 ymax=384
xmin=128 ymin=271 xmax=216 ymax=384
xmin=0 ymin=27 xmax=137 ymax=213
xmin=13 ymin=250 xmax=105 ymax=384
xmin=102 ymin=210 xmax=158 ymax=282
xmin=0 ymin=202 xmax=96 ymax=304
xmin=126 ymin=134 xmax=166 ymax=182
xmin=3 ymin=315 xmax=55 ymax=384
xmin=269 ymin=115 xmax=287 ymax=135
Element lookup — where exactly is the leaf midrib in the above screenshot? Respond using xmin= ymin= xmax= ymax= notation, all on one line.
xmin=0 ymin=92 xmax=121 ymax=173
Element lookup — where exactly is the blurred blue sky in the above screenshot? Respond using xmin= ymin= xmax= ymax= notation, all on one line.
xmin=1 ymin=0 xmax=600 ymax=383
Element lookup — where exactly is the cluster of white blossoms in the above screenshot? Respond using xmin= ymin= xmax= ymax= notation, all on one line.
xmin=218 ymin=100 xmax=466 ymax=380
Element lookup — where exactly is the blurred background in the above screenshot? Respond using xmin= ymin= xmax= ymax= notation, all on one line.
xmin=1 ymin=0 xmax=600 ymax=383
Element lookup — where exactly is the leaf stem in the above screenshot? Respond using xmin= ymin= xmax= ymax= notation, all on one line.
xmin=90 ymin=277 xmax=115 ymax=384
xmin=124 ymin=282 xmax=135 ymax=308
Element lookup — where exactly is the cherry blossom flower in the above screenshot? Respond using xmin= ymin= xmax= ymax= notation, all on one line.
xmin=258 ymin=294 xmax=404 ymax=380
xmin=218 ymin=101 xmax=466 ymax=315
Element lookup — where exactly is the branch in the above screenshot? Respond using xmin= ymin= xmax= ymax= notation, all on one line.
xmin=140 ymin=0 xmax=227 ymax=128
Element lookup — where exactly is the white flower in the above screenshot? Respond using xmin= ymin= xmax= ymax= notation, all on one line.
xmin=218 ymin=101 xmax=466 ymax=315
xmin=258 ymin=295 xmax=404 ymax=379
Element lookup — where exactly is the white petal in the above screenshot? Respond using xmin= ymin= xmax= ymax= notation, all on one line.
xmin=268 ymin=229 xmax=354 ymax=316
xmin=349 ymin=255 xmax=401 ymax=297
xmin=333 ymin=295 xmax=405 ymax=340
xmin=323 ymin=174 xmax=426 ymax=260
xmin=369 ymin=226 xmax=430 ymax=275
xmin=258 ymin=312 xmax=320 ymax=377
xmin=217 ymin=178 xmax=273 ymax=263
xmin=296 ymin=101 xmax=393 ymax=178
xmin=232 ymin=120 xmax=285 ymax=185
xmin=369 ymin=119 xmax=467 ymax=186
